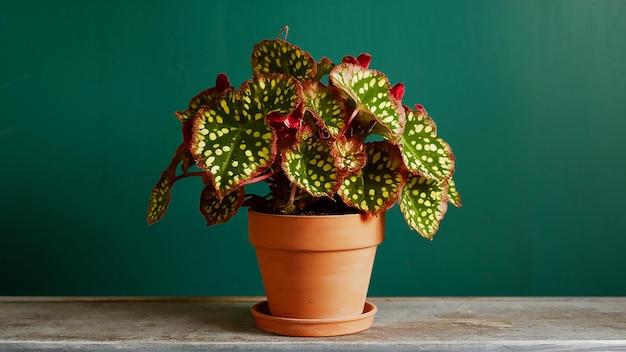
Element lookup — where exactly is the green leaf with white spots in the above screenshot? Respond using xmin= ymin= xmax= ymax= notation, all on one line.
xmin=241 ymin=74 xmax=303 ymax=122
xmin=199 ymin=184 xmax=245 ymax=226
xmin=282 ymin=125 xmax=341 ymax=197
xmin=329 ymin=63 xmax=405 ymax=141
xmin=190 ymin=74 xmax=302 ymax=198
xmin=176 ymin=88 xmax=223 ymax=123
xmin=146 ymin=171 xmax=174 ymax=225
xmin=302 ymin=82 xmax=346 ymax=139
xmin=400 ymin=106 xmax=455 ymax=182
xmin=313 ymin=57 xmax=335 ymax=82
xmin=399 ymin=175 xmax=449 ymax=240
xmin=252 ymin=39 xmax=316 ymax=82
xmin=338 ymin=141 xmax=406 ymax=214
xmin=175 ymin=74 xmax=233 ymax=123
xmin=446 ymin=177 xmax=461 ymax=207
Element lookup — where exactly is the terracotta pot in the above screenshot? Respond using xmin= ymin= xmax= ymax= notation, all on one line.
xmin=248 ymin=209 xmax=385 ymax=321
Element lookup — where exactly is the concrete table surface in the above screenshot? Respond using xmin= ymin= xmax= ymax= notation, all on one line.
xmin=1 ymin=297 xmax=625 ymax=351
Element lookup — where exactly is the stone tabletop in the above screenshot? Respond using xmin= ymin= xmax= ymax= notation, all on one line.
xmin=1 ymin=297 xmax=625 ymax=351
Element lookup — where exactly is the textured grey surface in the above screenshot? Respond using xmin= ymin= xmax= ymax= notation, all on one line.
xmin=1 ymin=297 xmax=625 ymax=351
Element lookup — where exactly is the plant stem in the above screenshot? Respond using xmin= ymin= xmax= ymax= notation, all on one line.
xmin=241 ymin=170 xmax=275 ymax=186
xmin=277 ymin=25 xmax=289 ymax=41
xmin=285 ymin=183 xmax=297 ymax=208
xmin=173 ymin=171 xmax=204 ymax=182
xmin=340 ymin=109 xmax=360 ymax=137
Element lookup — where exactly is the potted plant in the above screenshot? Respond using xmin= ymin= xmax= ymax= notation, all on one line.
xmin=147 ymin=27 xmax=461 ymax=336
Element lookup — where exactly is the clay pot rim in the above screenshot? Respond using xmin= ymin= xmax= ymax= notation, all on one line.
xmin=248 ymin=208 xmax=374 ymax=219
xmin=248 ymin=208 xmax=385 ymax=251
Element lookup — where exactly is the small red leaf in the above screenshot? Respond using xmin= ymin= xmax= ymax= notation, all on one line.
xmin=285 ymin=106 xmax=303 ymax=129
xmin=267 ymin=104 xmax=302 ymax=129
xmin=341 ymin=55 xmax=359 ymax=65
xmin=357 ymin=53 xmax=372 ymax=69
xmin=215 ymin=73 xmax=231 ymax=92
xmin=267 ymin=111 xmax=283 ymax=124
xmin=391 ymin=83 xmax=405 ymax=102
xmin=341 ymin=54 xmax=372 ymax=69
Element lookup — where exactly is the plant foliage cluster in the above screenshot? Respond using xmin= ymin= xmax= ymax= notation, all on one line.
xmin=147 ymin=28 xmax=461 ymax=239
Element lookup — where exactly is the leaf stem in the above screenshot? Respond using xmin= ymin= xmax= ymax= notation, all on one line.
xmin=285 ymin=183 xmax=297 ymax=208
xmin=347 ymin=109 xmax=359 ymax=130
xmin=241 ymin=170 xmax=275 ymax=186
xmin=277 ymin=26 xmax=289 ymax=42
xmin=173 ymin=171 xmax=205 ymax=182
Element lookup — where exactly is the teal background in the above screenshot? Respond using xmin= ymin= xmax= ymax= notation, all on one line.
xmin=1 ymin=0 xmax=625 ymax=296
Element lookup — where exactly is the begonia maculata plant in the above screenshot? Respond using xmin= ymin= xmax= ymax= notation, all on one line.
xmin=147 ymin=28 xmax=461 ymax=239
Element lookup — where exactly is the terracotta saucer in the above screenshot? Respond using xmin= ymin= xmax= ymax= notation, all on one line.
xmin=250 ymin=300 xmax=377 ymax=337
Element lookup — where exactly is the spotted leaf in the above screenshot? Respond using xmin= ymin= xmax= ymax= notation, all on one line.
xmin=175 ymin=74 xmax=233 ymax=123
xmin=338 ymin=141 xmax=406 ymax=213
xmin=190 ymin=74 xmax=302 ymax=198
xmin=446 ymin=177 xmax=461 ymax=207
xmin=283 ymin=125 xmax=340 ymax=197
xmin=400 ymin=106 xmax=455 ymax=182
xmin=332 ymin=135 xmax=367 ymax=176
xmin=302 ymin=81 xmax=346 ymax=139
xmin=242 ymin=74 xmax=303 ymax=120
xmin=313 ymin=57 xmax=335 ymax=82
xmin=399 ymin=175 xmax=449 ymax=240
xmin=330 ymin=63 xmax=405 ymax=141
xmin=146 ymin=171 xmax=174 ymax=225
xmin=252 ymin=39 xmax=316 ymax=82
xmin=199 ymin=184 xmax=245 ymax=226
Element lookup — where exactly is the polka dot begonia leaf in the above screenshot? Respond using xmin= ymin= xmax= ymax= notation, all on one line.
xmin=176 ymin=88 xmax=222 ymax=123
xmin=313 ymin=57 xmax=335 ymax=82
xmin=399 ymin=175 xmax=449 ymax=240
xmin=446 ymin=177 xmax=461 ymax=208
xmin=302 ymin=81 xmax=346 ymax=139
xmin=190 ymin=74 xmax=302 ymax=199
xmin=331 ymin=135 xmax=367 ymax=177
xmin=146 ymin=171 xmax=174 ymax=225
xmin=199 ymin=184 xmax=245 ymax=226
xmin=175 ymin=74 xmax=233 ymax=123
xmin=400 ymin=106 xmax=455 ymax=182
xmin=282 ymin=125 xmax=341 ymax=197
xmin=251 ymin=39 xmax=316 ymax=82
xmin=242 ymin=74 xmax=303 ymax=121
xmin=329 ymin=63 xmax=405 ymax=141
xmin=337 ymin=141 xmax=406 ymax=214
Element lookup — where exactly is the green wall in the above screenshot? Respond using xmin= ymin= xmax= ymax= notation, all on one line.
xmin=1 ymin=0 xmax=625 ymax=296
